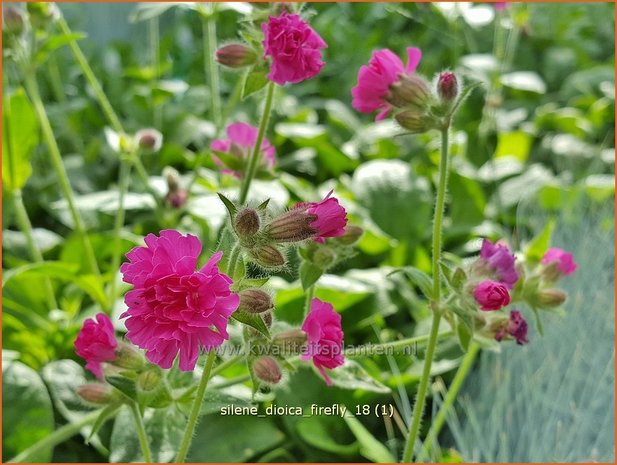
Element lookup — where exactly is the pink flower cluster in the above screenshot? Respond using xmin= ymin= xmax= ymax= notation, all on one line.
xmin=352 ymin=47 xmax=422 ymax=121
xmin=262 ymin=12 xmax=327 ymax=85
xmin=211 ymin=122 xmax=276 ymax=178
xmin=74 ymin=313 xmax=117 ymax=379
xmin=120 ymin=230 xmax=239 ymax=371
xmin=301 ymin=298 xmax=345 ymax=385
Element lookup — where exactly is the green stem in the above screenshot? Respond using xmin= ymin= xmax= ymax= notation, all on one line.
xmin=108 ymin=158 xmax=133 ymax=307
xmin=57 ymin=17 xmax=123 ymax=134
xmin=402 ymin=127 xmax=450 ymax=463
xmin=131 ymin=154 xmax=163 ymax=208
xmin=175 ymin=350 xmax=217 ymax=463
xmin=417 ymin=342 xmax=480 ymax=462
xmin=11 ymin=190 xmax=58 ymax=309
xmin=238 ymin=81 xmax=275 ymax=204
xmin=213 ymin=373 xmax=251 ymax=389
xmin=149 ymin=16 xmax=162 ymax=129
xmin=7 ymin=409 xmax=102 ymax=463
xmin=129 ymin=402 xmax=153 ymax=463
xmin=22 ymin=71 xmax=101 ymax=279
xmin=210 ymin=354 xmax=243 ymax=377
xmin=227 ymin=243 xmax=241 ymax=278
xmin=304 ymin=285 xmax=315 ymax=318
xmin=202 ymin=6 xmax=221 ymax=130
xmin=46 ymin=54 xmax=66 ymax=103
xmin=345 ymin=331 xmax=453 ymax=357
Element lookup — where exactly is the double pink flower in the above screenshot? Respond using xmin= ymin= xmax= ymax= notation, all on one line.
xmin=74 ymin=313 xmax=117 ymax=379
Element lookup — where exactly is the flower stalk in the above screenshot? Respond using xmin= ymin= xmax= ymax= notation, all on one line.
xmin=129 ymin=401 xmax=153 ymax=463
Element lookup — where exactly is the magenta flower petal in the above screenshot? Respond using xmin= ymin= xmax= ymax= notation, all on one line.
xmin=541 ymin=247 xmax=577 ymax=276
xmin=121 ymin=230 xmax=240 ymax=371
xmin=479 ymin=239 xmax=519 ymax=288
xmin=75 ymin=313 xmax=118 ymax=379
xmin=473 ymin=280 xmax=511 ymax=311
xmin=301 ymin=298 xmax=345 ymax=385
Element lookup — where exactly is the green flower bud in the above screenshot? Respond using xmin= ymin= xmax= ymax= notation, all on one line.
xmin=252 ymin=356 xmax=282 ymax=385
xmin=216 ymin=43 xmax=257 ymax=69
xmin=234 ymin=208 xmax=261 ymax=238
xmin=113 ymin=341 xmax=144 ymax=370
xmin=77 ymin=383 xmax=116 ymax=405
xmin=249 ymin=245 xmax=287 ymax=268
xmin=239 ymin=289 xmax=273 ymax=314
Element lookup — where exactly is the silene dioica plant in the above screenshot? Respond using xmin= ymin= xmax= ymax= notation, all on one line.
xmin=4 ymin=3 xmax=578 ymax=463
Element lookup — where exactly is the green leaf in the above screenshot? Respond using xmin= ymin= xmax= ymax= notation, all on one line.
xmin=391 ymin=266 xmax=434 ymax=299
xmin=242 ymin=68 xmax=269 ymax=100
xmin=456 ymin=317 xmax=472 ymax=352
xmin=217 ymin=192 xmax=237 ymax=217
xmin=495 ymin=131 xmax=532 ymax=162
xmin=299 ymin=261 xmax=324 ymax=290
xmin=256 ymin=198 xmax=270 ymax=211
xmin=343 ymin=413 xmax=396 ymax=463
xmin=34 ymin=32 xmax=87 ymax=65
xmin=451 ymin=267 xmax=467 ymax=292
xmin=327 ymin=360 xmax=391 ymax=394
xmin=525 ymin=220 xmax=555 ymax=263
xmin=2 ymin=88 xmax=38 ymax=192
xmin=106 ymin=376 xmax=138 ymax=402
xmin=212 ymin=150 xmax=245 ymax=171
xmin=296 ymin=416 xmax=358 ymax=456
xmin=3 ymin=360 xmax=54 ymax=462
xmin=231 ymin=310 xmax=271 ymax=339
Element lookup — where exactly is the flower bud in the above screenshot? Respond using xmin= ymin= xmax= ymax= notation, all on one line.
xmin=112 ymin=341 xmax=144 ymax=370
xmin=262 ymin=311 xmax=273 ymax=328
xmin=252 ymin=356 xmax=282 ymax=385
xmin=394 ymin=111 xmax=436 ymax=133
xmin=3 ymin=6 xmax=26 ymax=35
xmin=163 ymin=166 xmax=188 ymax=208
xmin=537 ymin=288 xmax=567 ymax=308
xmin=135 ymin=128 xmax=163 ymax=152
xmin=234 ymin=208 xmax=261 ymax=238
xmin=387 ymin=74 xmax=431 ymax=111
xmin=312 ymin=247 xmax=336 ymax=269
xmin=272 ymin=329 xmax=307 ymax=356
xmin=165 ymin=189 xmax=188 ymax=208
xmin=27 ymin=2 xmax=60 ymax=29
xmin=335 ymin=225 xmax=363 ymax=246
xmin=77 ymin=383 xmax=116 ymax=405
xmin=137 ymin=369 xmax=162 ymax=393
xmin=216 ymin=43 xmax=257 ymax=69
xmin=265 ymin=210 xmax=316 ymax=243
xmin=249 ymin=245 xmax=287 ymax=268
xmin=239 ymin=289 xmax=273 ymax=314
xmin=437 ymin=71 xmax=459 ymax=103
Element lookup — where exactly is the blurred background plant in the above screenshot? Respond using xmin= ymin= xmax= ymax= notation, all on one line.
xmin=2 ymin=2 xmax=614 ymax=463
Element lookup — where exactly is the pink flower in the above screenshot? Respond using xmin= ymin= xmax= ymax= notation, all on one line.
xmin=495 ymin=310 xmax=528 ymax=345
xmin=479 ymin=239 xmax=519 ymax=289
xmin=211 ymin=122 xmax=276 ymax=178
xmin=301 ymin=298 xmax=345 ymax=385
xmin=493 ymin=2 xmax=508 ymax=11
xmin=120 ymin=230 xmax=240 ymax=371
xmin=473 ymin=280 xmax=511 ymax=311
xmin=262 ymin=12 xmax=327 ymax=85
xmin=541 ymin=247 xmax=577 ymax=276
xmin=75 ymin=313 xmax=118 ymax=379
xmin=352 ymin=47 xmax=422 ymax=121
xmin=305 ymin=191 xmax=348 ymax=243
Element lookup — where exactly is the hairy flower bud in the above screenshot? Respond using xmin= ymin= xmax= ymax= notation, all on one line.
xmin=112 ymin=341 xmax=144 ymax=370
xmin=27 ymin=2 xmax=60 ymax=29
xmin=395 ymin=111 xmax=436 ymax=133
xmin=265 ymin=209 xmax=316 ymax=243
xmin=437 ymin=71 xmax=459 ymax=103
xmin=77 ymin=383 xmax=116 ymax=405
xmin=135 ymin=128 xmax=163 ymax=152
xmin=3 ymin=6 xmax=26 ymax=35
xmin=163 ymin=167 xmax=188 ymax=208
xmin=386 ymin=74 xmax=431 ymax=111
xmin=312 ymin=247 xmax=336 ymax=269
xmin=216 ymin=43 xmax=257 ymax=69
xmin=252 ymin=356 xmax=282 ymax=385
xmin=335 ymin=225 xmax=364 ymax=246
xmin=137 ymin=369 xmax=162 ymax=393
xmin=239 ymin=289 xmax=273 ymax=314
xmin=234 ymin=208 xmax=261 ymax=238
xmin=537 ymin=288 xmax=567 ymax=308
xmin=249 ymin=245 xmax=287 ymax=268
xmin=272 ymin=329 xmax=307 ymax=356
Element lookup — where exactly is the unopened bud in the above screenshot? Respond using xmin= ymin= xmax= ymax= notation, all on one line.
xmin=77 ymin=383 xmax=116 ymax=405
xmin=135 ymin=128 xmax=163 ymax=152
xmin=239 ymin=289 xmax=273 ymax=314
xmin=540 ymin=262 xmax=562 ymax=283
xmin=272 ymin=329 xmax=307 ymax=355
xmin=387 ymin=74 xmax=431 ymax=111
xmin=252 ymin=356 xmax=282 ymax=385
xmin=266 ymin=210 xmax=315 ymax=243
xmin=395 ymin=111 xmax=436 ymax=133
xmin=137 ymin=369 xmax=161 ymax=393
xmin=262 ymin=311 xmax=273 ymax=328
xmin=27 ymin=2 xmax=60 ymax=29
xmin=249 ymin=245 xmax=287 ymax=268
xmin=437 ymin=71 xmax=459 ymax=103
xmin=312 ymin=247 xmax=336 ymax=269
xmin=3 ymin=6 xmax=26 ymax=35
xmin=335 ymin=225 xmax=363 ymax=246
xmin=165 ymin=189 xmax=188 ymax=208
xmin=216 ymin=43 xmax=257 ymax=69
xmin=234 ymin=208 xmax=261 ymax=238
xmin=113 ymin=341 xmax=144 ymax=370
xmin=163 ymin=166 xmax=181 ymax=191
xmin=537 ymin=288 xmax=567 ymax=308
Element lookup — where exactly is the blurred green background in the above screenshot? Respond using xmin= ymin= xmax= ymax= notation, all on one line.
xmin=2 ymin=2 xmax=615 ymax=463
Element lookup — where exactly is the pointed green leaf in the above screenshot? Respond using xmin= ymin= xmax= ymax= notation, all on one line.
xmin=231 ymin=311 xmax=271 ymax=339
xmin=326 ymin=360 xmax=390 ymax=393
xmin=242 ymin=68 xmax=269 ymax=100
xmin=299 ymin=261 xmax=324 ymax=290
xmin=256 ymin=198 xmax=270 ymax=211
xmin=525 ymin=220 xmax=555 ymax=263
xmin=390 ymin=266 xmax=434 ymax=299
xmin=217 ymin=192 xmax=238 ymax=217
xmin=87 ymin=404 xmax=122 ymax=444
xmin=106 ymin=376 xmax=138 ymax=402
xmin=343 ymin=413 xmax=396 ymax=463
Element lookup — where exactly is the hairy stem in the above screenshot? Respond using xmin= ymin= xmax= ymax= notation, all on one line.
xmin=304 ymin=285 xmax=315 ymax=318
xmin=417 ymin=341 xmax=480 ymax=462
xmin=227 ymin=243 xmax=242 ymax=278
xmin=202 ymin=5 xmax=221 ymax=130
xmin=345 ymin=331 xmax=453 ymax=357
xmin=402 ymin=127 xmax=450 ymax=463
xmin=175 ymin=350 xmax=217 ymax=463
xmin=238 ymin=81 xmax=275 ymax=204
xmin=129 ymin=401 xmax=153 ymax=463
